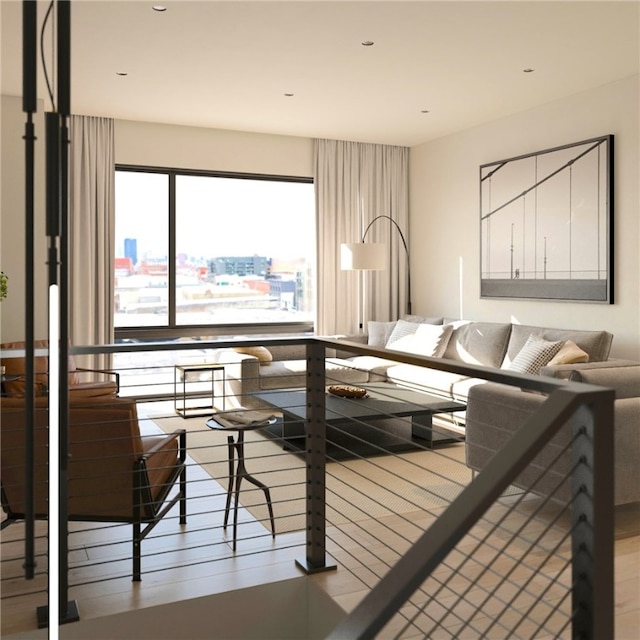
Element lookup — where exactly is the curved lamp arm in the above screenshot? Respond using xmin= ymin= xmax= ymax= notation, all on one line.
xmin=362 ymin=215 xmax=412 ymax=315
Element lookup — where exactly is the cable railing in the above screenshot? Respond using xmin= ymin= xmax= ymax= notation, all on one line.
xmin=0 ymin=336 xmax=615 ymax=638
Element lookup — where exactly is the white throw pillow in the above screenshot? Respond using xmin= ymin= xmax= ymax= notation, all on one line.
xmin=548 ymin=340 xmax=590 ymax=365
xmin=367 ymin=321 xmax=397 ymax=347
xmin=387 ymin=323 xmax=454 ymax=358
xmin=504 ymin=335 xmax=563 ymax=375
xmin=385 ymin=318 xmax=420 ymax=347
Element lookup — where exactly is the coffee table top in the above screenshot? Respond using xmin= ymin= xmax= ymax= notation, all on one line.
xmin=253 ymin=382 xmax=465 ymax=423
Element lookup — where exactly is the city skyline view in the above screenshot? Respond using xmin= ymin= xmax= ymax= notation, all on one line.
xmin=114 ymin=169 xmax=316 ymax=328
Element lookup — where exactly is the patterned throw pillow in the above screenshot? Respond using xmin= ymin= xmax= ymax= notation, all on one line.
xmin=505 ymin=335 xmax=563 ymax=375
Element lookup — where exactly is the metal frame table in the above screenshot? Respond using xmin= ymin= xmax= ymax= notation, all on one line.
xmin=206 ymin=415 xmax=276 ymax=551
xmin=174 ymin=364 xmax=225 ymax=418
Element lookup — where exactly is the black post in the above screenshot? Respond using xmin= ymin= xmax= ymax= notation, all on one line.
xmin=22 ymin=0 xmax=38 ymax=582
xmin=295 ymin=342 xmax=336 ymax=574
xmin=35 ymin=0 xmax=79 ymax=627
xmin=571 ymin=396 xmax=614 ymax=639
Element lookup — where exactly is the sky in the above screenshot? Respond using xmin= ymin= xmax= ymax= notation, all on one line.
xmin=115 ymin=171 xmax=315 ymax=262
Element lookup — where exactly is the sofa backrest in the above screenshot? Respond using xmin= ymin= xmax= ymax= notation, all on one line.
xmin=506 ymin=324 xmax=613 ymax=364
xmin=442 ymin=321 xmax=512 ymax=368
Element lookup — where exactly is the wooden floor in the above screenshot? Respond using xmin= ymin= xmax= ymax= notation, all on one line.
xmin=2 ymin=461 xmax=639 ymax=639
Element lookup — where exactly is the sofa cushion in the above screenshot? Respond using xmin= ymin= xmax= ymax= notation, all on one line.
xmin=258 ymin=358 xmax=369 ymax=390
xmin=348 ymin=356 xmax=397 ymax=381
xmin=503 ymin=335 xmax=563 ymax=375
xmin=386 ymin=364 xmax=470 ymax=401
xmin=402 ymin=314 xmax=444 ymax=325
xmin=506 ymin=324 xmax=612 ymax=363
xmin=442 ymin=321 xmax=512 ymax=368
xmin=387 ymin=323 xmax=453 ymax=358
xmin=367 ymin=321 xmax=397 ymax=347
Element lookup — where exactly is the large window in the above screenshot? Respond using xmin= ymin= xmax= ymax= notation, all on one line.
xmin=115 ymin=167 xmax=315 ymax=337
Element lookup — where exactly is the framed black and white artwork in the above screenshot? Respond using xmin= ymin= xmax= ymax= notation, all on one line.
xmin=480 ymin=135 xmax=613 ymax=303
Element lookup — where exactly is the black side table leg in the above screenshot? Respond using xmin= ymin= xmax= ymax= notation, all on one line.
xmin=223 ymin=435 xmax=235 ymax=531
xmin=215 ymin=426 xmax=277 ymax=551
xmin=243 ymin=475 xmax=276 ymax=539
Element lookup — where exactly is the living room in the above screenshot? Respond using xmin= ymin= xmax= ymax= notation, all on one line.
xmin=1 ymin=2 xmax=639 ymax=353
xmin=1 ymin=1 xmax=639 ymax=637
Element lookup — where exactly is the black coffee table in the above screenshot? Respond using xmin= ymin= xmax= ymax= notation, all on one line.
xmin=253 ymin=382 xmax=465 ymax=460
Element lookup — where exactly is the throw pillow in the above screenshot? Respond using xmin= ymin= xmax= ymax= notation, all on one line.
xmin=367 ymin=321 xmax=397 ymax=347
xmin=233 ymin=346 xmax=273 ymax=365
xmin=386 ymin=323 xmax=454 ymax=357
xmin=504 ymin=335 xmax=563 ymax=375
xmin=385 ymin=318 xmax=421 ymax=347
xmin=547 ymin=340 xmax=590 ymax=365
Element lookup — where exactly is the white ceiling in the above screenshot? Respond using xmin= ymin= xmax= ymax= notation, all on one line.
xmin=1 ymin=1 xmax=638 ymax=146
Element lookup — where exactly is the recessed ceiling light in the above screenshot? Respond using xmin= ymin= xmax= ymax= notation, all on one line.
xmin=523 ymin=68 xmax=535 ymax=73
xmin=116 ymin=71 xmax=128 ymax=77
xmin=284 ymin=93 xmax=294 ymax=97
xmin=421 ymin=109 xmax=430 ymax=114
xmin=152 ymin=5 xmax=167 ymax=12
xmin=361 ymin=41 xmax=374 ymax=47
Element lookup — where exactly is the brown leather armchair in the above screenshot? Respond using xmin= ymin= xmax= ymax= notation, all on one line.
xmin=1 ymin=339 xmax=119 ymax=398
xmin=1 ymin=395 xmax=186 ymax=581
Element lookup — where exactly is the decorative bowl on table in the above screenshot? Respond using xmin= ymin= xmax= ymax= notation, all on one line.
xmin=327 ymin=385 xmax=369 ymax=399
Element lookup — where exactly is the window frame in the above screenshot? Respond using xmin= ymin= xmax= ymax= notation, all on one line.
xmin=114 ymin=164 xmax=315 ymax=342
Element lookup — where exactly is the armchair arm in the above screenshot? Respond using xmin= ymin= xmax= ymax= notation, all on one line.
xmin=141 ymin=429 xmax=186 ymax=464
xmin=139 ymin=429 xmax=187 ymax=513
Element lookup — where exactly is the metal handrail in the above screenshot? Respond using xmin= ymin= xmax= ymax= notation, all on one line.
xmin=324 ymin=381 xmax=614 ymax=639
xmin=9 ymin=336 xmax=616 ymax=636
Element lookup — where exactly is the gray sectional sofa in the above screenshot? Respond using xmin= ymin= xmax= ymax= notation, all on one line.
xmin=213 ymin=316 xmax=639 ymax=504
xmin=214 ymin=317 xmax=617 ymax=414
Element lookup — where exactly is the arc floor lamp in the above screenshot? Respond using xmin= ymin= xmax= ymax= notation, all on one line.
xmin=341 ymin=215 xmax=412 ymax=329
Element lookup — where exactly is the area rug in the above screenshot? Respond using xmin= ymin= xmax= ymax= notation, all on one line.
xmin=149 ymin=413 xmax=476 ymax=535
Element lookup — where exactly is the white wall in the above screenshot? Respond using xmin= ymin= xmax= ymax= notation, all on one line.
xmin=409 ymin=75 xmax=640 ymax=359
xmin=0 ymin=95 xmax=48 ymax=341
xmin=3 ymin=77 xmax=639 ymax=357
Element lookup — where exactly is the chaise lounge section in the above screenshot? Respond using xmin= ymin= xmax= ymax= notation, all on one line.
xmin=465 ymin=361 xmax=640 ymax=506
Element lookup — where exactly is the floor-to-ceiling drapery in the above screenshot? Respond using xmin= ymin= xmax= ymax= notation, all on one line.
xmin=68 ymin=115 xmax=114 ymax=369
xmin=314 ymin=139 xmax=409 ymax=336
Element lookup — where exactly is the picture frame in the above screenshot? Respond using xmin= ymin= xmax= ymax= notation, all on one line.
xmin=480 ymin=135 xmax=614 ymax=303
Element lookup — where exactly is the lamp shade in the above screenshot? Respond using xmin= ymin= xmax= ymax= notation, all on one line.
xmin=340 ymin=242 xmax=387 ymax=271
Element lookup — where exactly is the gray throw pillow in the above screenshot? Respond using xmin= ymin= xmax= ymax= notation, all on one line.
xmin=367 ymin=321 xmax=397 ymax=347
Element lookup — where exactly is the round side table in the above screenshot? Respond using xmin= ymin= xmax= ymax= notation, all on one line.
xmin=206 ymin=415 xmax=277 ymax=551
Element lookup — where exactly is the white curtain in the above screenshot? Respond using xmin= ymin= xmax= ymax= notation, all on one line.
xmin=314 ymin=139 xmax=409 ymax=336
xmin=68 ymin=115 xmax=115 ymax=369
